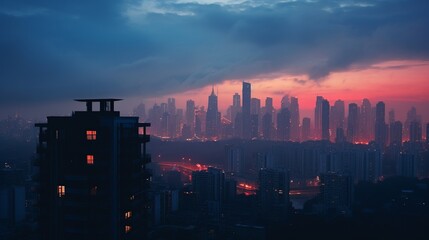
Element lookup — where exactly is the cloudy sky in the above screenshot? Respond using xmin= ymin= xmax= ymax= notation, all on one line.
xmin=1 ymin=0 xmax=429 ymax=121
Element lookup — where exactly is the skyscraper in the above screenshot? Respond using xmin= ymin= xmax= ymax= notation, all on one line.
xmin=290 ymin=97 xmax=300 ymax=141
xmin=331 ymin=100 xmax=345 ymax=139
xmin=34 ymin=99 xmax=151 ymax=240
xmin=206 ymin=87 xmax=220 ymax=138
xmin=277 ymin=108 xmax=291 ymax=141
xmin=404 ymin=107 xmax=418 ymax=141
xmin=262 ymin=113 xmax=272 ymax=140
xmin=347 ymin=103 xmax=359 ymax=143
xmin=409 ymin=121 xmax=422 ymax=143
xmin=251 ymin=98 xmax=261 ymax=139
xmin=389 ymin=121 xmax=403 ymax=146
xmin=375 ymin=101 xmax=388 ymax=148
xmin=232 ymin=93 xmax=241 ymax=120
xmin=185 ymin=99 xmax=195 ymax=136
xmin=360 ymin=98 xmax=372 ymax=142
xmin=301 ymin=118 xmax=311 ymax=141
xmin=242 ymin=82 xmax=251 ymax=139
xmin=167 ymin=98 xmax=176 ymax=115
xmin=322 ymin=99 xmax=330 ymax=141
xmin=281 ymin=95 xmax=290 ymax=110
xmin=314 ymin=96 xmax=324 ymax=139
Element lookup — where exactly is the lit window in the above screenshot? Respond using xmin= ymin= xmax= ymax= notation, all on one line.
xmin=58 ymin=185 xmax=65 ymax=197
xmin=87 ymin=155 xmax=94 ymax=165
xmin=55 ymin=130 xmax=59 ymax=140
xmin=86 ymin=130 xmax=97 ymax=140
xmin=125 ymin=211 xmax=132 ymax=219
xmin=125 ymin=225 xmax=132 ymax=233
xmin=90 ymin=186 xmax=98 ymax=196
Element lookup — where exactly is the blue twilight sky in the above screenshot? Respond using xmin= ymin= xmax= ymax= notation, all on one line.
xmin=1 ymin=0 xmax=429 ymax=118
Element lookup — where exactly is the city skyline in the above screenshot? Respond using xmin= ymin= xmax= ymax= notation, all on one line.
xmin=1 ymin=1 xmax=429 ymax=121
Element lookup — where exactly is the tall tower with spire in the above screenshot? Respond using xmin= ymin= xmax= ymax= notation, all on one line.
xmin=206 ymin=86 xmax=220 ymax=138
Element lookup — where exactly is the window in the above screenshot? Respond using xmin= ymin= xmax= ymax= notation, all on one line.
xmin=125 ymin=211 xmax=132 ymax=219
xmin=58 ymin=185 xmax=65 ymax=197
xmin=87 ymin=155 xmax=94 ymax=165
xmin=125 ymin=225 xmax=132 ymax=233
xmin=86 ymin=130 xmax=97 ymax=140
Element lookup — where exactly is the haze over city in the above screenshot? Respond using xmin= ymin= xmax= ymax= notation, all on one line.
xmin=1 ymin=0 xmax=429 ymax=122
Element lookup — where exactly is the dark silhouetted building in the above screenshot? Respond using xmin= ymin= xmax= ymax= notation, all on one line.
xmin=321 ymin=99 xmax=330 ymax=141
xmin=359 ymin=98 xmax=373 ymax=141
xmin=251 ymin=98 xmax=261 ymax=138
xmin=258 ymin=169 xmax=289 ymax=219
xmin=0 ymin=169 xmax=26 ymax=227
xmin=277 ymin=108 xmax=291 ymax=141
xmin=320 ymin=172 xmax=353 ymax=215
xmin=409 ymin=121 xmax=422 ymax=143
xmin=331 ymin=100 xmax=345 ymax=140
xmin=206 ymin=87 xmax=220 ymax=138
xmin=192 ymin=167 xmax=225 ymax=219
xmin=314 ymin=96 xmax=324 ymax=139
xmin=347 ymin=103 xmax=359 ymax=143
xmin=34 ymin=99 xmax=151 ymax=240
xmin=301 ymin=118 xmax=311 ymax=141
xmin=185 ymin=99 xmax=195 ymax=136
xmin=262 ymin=113 xmax=272 ymax=140
xmin=290 ymin=97 xmax=300 ymax=141
xmin=375 ymin=101 xmax=388 ymax=148
xmin=225 ymin=145 xmax=243 ymax=174
xmin=335 ymin=128 xmax=346 ymax=143
xmin=389 ymin=121 xmax=403 ymax=147
xmin=242 ymin=82 xmax=251 ymax=139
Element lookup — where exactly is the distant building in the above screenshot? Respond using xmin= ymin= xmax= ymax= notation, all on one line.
xmin=319 ymin=172 xmax=353 ymax=216
xmin=290 ymin=97 xmax=300 ymax=142
xmin=192 ymin=167 xmax=225 ymax=219
xmin=185 ymin=100 xmax=195 ymax=136
xmin=331 ymin=100 xmax=345 ymax=141
xmin=375 ymin=101 xmax=388 ymax=148
xmin=242 ymin=82 xmax=251 ymax=140
xmin=360 ymin=98 xmax=373 ymax=142
xmin=225 ymin=145 xmax=243 ymax=174
xmin=258 ymin=169 xmax=289 ymax=219
xmin=314 ymin=96 xmax=324 ymax=139
xmin=206 ymin=87 xmax=220 ymax=138
xmin=321 ymin=99 xmax=330 ymax=141
xmin=301 ymin=118 xmax=311 ymax=141
xmin=34 ymin=99 xmax=151 ymax=240
xmin=335 ymin=128 xmax=346 ymax=143
xmin=262 ymin=113 xmax=272 ymax=140
xmin=0 ymin=169 xmax=26 ymax=227
xmin=347 ymin=103 xmax=359 ymax=143
xmin=409 ymin=121 xmax=422 ymax=143
xmin=389 ymin=121 xmax=403 ymax=147
xmin=277 ymin=108 xmax=291 ymax=141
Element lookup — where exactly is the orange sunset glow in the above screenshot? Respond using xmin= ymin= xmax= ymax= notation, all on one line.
xmin=144 ymin=60 xmax=429 ymax=122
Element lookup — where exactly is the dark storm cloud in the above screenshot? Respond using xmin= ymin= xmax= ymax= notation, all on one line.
xmin=1 ymin=0 xmax=429 ymax=104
